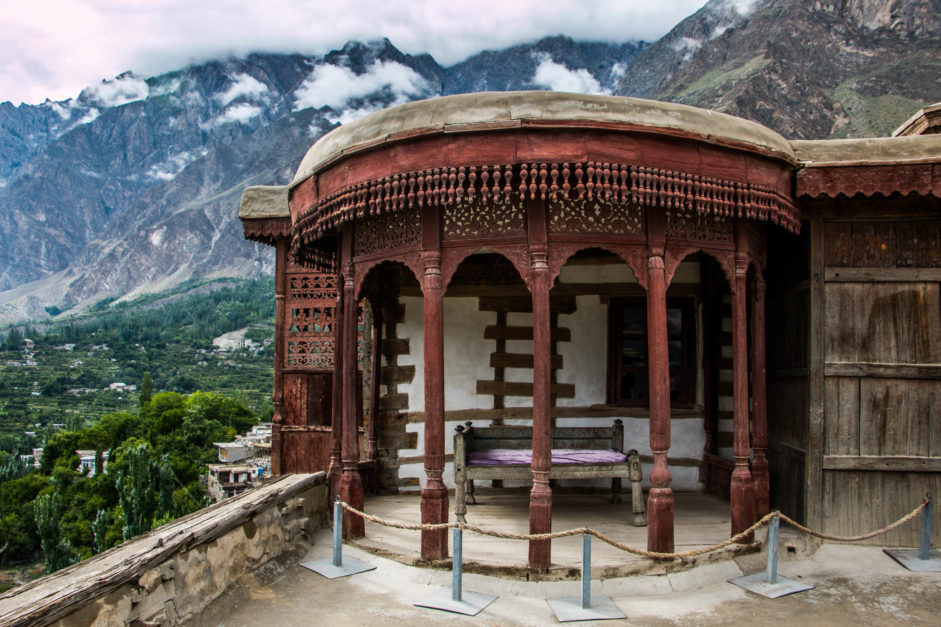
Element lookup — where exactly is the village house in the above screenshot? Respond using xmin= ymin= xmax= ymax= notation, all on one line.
xmin=75 ymin=449 xmax=108 ymax=476
xmin=239 ymin=92 xmax=941 ymax=569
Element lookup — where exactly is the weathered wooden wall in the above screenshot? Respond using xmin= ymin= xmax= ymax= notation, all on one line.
xmin=809 ymin=212 xmax=941 ymax=545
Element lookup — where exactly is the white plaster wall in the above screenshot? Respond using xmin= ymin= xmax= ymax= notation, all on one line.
xmin=396 ymin=296 xmax=494 ymax=491
xmin=556 ymin=295 xmax=607 ymax=407
xmin=394 ymin=259 xmax=709 ymax=493
xmin=504 ymin=311 xmax=534 ymax=408
xmin=397 ymin=296 xmax=495 ymax=414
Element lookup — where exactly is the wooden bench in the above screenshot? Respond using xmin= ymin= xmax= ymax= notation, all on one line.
xmin=453 ymin=419 xmax=646 ymax=526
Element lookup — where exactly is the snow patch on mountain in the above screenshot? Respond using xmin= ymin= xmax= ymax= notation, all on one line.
xmin=146 ymin=149 xmax=208 ymax=181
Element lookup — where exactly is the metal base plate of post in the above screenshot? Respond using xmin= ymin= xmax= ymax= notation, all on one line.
xmin=883 ymin=548 xmax=941 ymax=572
xmin=415 ymin=589 xmax=497 ymax=616
xmin=548 ymin=596 xmax=625 ymax=622
xmin=300 ymin=556 xmax=376 ymax=579
xmin=729 ymin=572 xmax=814 ymax=598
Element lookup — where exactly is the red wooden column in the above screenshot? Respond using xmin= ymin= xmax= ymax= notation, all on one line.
xmin=751 ymin=274 xmax=770 ymax=517
xmin=339 ymin=229 xmax=365 ymax=538
xmin=327 ymin=267 xmax=344 ymax=499
xmin=271 ymin=239 xmax=288 ymax=475
xmin=646 ymin=210 xmax=674 ymax=553
xmin=527 ymin=196 xmax=552 ymax=569
xmin=731 ymin=222 xmax=756 ymax=540
xmin=420 ymin=205 xmax=448 ymax=560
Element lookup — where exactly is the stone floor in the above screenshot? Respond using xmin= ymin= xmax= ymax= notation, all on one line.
xmin=354 ymin=491 xmax=743 ymax=576
xmin=189 ymin=526 xmax=941 ymax=626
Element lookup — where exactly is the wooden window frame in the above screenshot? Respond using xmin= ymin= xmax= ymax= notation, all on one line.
xmin=606 ymin=296 xmax=696 ymax=408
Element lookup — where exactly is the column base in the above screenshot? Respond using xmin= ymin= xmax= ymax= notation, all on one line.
xmin=528 ymin=487 xmax=552 ymax=570
xmin=339 ymin=470 xmax=364 ymax=539
xmin=646 ymin=487 xmax=675 ymax=553
xmin=420 ymin=485 xmax=449 ymax=560
xmin=730 ymin=465 xmax=756 ymax=543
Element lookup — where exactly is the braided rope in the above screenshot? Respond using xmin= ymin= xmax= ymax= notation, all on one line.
xmin=775 ymin=499 xmax=928 ymax=543
xmin=338 ymin=498 xmax=929 ymax=560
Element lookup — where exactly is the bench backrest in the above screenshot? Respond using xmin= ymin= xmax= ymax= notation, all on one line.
xmin=457 ymin=421 xmax=624 ymax=452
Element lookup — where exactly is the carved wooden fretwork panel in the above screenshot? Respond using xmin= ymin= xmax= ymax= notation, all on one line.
xmin=665 ymin=208 xmax=733 ymax=244
xmin=354 ymin=206 xmax=421 ymax=257
xmin=443 ymin=199 xmax=525 ymax=240
xmin=285 ymin=272 xmax=338 ymax=369
xmin=547 ymin=198 xmax=645 ymax=235
xmin=289 ymin=273 xmax=337 ymax=300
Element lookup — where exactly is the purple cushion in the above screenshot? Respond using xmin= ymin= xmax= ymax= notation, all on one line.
xmin=467 ymin=448 xmax=627 ymax=466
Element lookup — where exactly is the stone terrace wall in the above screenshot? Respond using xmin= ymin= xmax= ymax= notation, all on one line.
xmin=0 ymin=473 xmax=327 ymax=626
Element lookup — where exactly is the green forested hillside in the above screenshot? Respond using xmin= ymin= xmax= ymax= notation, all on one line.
xmin=0 ymin=278 xmax=276 ymax=579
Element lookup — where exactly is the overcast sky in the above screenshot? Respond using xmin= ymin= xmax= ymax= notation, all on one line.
xmin=1 ymin=0 xmax=708 ymax=106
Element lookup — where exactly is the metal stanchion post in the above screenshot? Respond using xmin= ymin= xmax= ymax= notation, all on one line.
xmin=452 ymin=526 xmax=463 ymax=603
xmin=333 ymin=498 xmax=343 ymax=567
xmin=919 ymin=493 xmax=933 ymax=561
xmin=765 ymin=514 xmax=779 ymax=584
xmin=548 ymin=532 xmax=624 ymax=621
xmin=885 ymin=493 xmax=941 ymax=571
xmin=417 ymin=524 xmax=496 ymax=615
xmin=731 ymin=513 xmax=813 ymax=598
xmin=581 ymin=533 xmax=591 ymax=610
xmin=300 ymin=498 xmax=375 ymax=579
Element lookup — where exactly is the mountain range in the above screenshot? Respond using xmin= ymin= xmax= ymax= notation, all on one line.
xmin=1 ymin=0 xmax=938 ymax=325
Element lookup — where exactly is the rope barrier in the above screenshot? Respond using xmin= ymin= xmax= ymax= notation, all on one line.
xmin=337 ymin=497 xmax=930 ymax=561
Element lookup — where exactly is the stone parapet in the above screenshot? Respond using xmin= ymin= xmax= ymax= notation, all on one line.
xmin=0 ymin=473 xmax=327 ymax=626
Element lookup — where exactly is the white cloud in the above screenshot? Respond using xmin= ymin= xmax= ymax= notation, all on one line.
xmin=293 ymin=60 xmax=432 ymax=112
xmin=215 ymin=73 xmax=269 ymax=105
xmin=730 ymin=0 xmax=760 ymax=16
xmin=48 ymin=100 xmax=73 ymax=119
xmin=0 ymin=1 xmax=708 ymax=105
xmin=609 ymin=62 xmax=628 ymax=83
xmin=84 ymin=74 xmax=149 ymax=107
xmin=209 ymin=102 xmax=264 ymax=127
xmin=671 ymin=36 xmax=702 ymax=62
xmin=531 ymin=55 xmax=609 ymax=95
xmin=77 ymin=107 xmax=100 ymax=125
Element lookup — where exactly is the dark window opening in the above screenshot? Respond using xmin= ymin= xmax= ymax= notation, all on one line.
xmin=607 ymin=297 xmax=695 ymax=407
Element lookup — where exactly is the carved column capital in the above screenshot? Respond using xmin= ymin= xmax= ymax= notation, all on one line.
xmin=647 ymin=254 xmax=665 ymax=270
xmin=530 ymin=250 xmax=549 ymax=271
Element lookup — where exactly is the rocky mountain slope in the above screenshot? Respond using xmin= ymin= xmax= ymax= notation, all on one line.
xmin=615 ymin=0 xmax=941 ymax=138
xmin=2 ymin=1 xmax=938 ymax=324
xmin=0 ymin=37 xmax=642 ymax=323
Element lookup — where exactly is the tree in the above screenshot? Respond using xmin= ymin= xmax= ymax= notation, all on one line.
xmin=116 ymin=442 xmax=157 ymax=540
xmin=34 ymin=490 xmax=74 ymax=573
xmin=93 ymin=509 xmax=109 ymax=554
xmin=139 ymin=372 xmax=153 ymax=407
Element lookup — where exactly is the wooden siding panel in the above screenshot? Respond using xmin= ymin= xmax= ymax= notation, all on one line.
xmin=824 ymin=222 xmax=853 ymax=267
xmin=822 ymin=471 xmax=939 ymax=547
xmin=858 ymin=379 xmax=941 ymax=457
xmin=824 ymin=376 xmax=860 ymax=456
xmin=825 ymin=283 xmax=940 ymax=364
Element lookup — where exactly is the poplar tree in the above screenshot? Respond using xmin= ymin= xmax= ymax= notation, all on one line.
xmin=34 ymin=491 xmax=74 ymax=573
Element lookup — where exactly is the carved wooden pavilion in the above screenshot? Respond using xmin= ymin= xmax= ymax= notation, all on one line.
xmin=240 ymin=92 xmax=941 ymax=569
